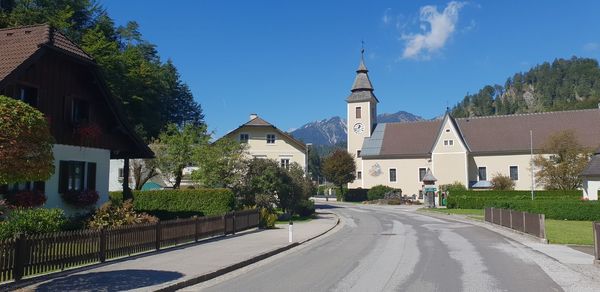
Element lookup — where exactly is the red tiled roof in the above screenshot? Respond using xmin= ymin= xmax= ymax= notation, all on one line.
xmin=0 ymin=24 xmax=92 ymax=81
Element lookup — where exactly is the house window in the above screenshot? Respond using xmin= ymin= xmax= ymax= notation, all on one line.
xmin=478 ymin=167 xmax=487 ymax=181
xmin=419 ymin=168 xmax=427 ymax=182
xmin=510 ymin=166 xmax=519 ymax=181
xmin=356 ymin=150 xmax=361 ymax=158
xmin=356 ymin=107 xmax=362 ymax=119
xmin=240 ymin=133 xmax=249 ymax=143
xmin=58 ymin=161 xmax=96 ymax=193
xmin=118 ymin=168 xmax=124 ymax=179
xmin=389 ymin=168 xmax=397 ymax=182
xmin=72 ymin=99 xmax=90 ymax=124
xmin=443 ymin=140 xmax=454 ymax=146
xmin=280 ymin=159 xmax=290 ymax=169
xmin=357 ymin=171 xmax=362 ymax=180
xmin=17 ymin=85 xmax=38 ymax=107
xmin=267 ymin=134 xmax=276 ymax=144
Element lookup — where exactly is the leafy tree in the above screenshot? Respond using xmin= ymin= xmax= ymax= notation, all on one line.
xmin=130 ymin=157 xmax=158 ymax=191
xmin=307 ymin=147 xmax=321 ymax=182
xmin=192 ymin=138 xmax=247 ymax=189
xmin=322 ymin=150 xmax=356 ymax=198
xmin=0 ymin=96 xmax=54 ymax=184
xmin=153 ymin=124 xmax=208 ymax=189
xmin=533 ymin=130 xmax=592 ymax=190
xmin=490 ymin=173 xmax=515 ymax=190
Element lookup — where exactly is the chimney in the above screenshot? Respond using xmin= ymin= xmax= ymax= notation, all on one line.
xmin=249 ymin=113 xmax=258 ymax=121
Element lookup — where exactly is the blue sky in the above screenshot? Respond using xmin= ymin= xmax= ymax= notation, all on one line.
xmin=101 ymin=1 xmax=600 ymax=137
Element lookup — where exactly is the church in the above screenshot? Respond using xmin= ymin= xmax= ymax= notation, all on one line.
xmin=346 ymin=54 xmax=600 ymax=199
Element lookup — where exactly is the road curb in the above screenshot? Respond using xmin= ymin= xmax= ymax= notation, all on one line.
xmin=155 ymin=212 xmax=341 ymax=292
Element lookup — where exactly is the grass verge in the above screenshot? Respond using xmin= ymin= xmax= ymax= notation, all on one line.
xmin=545 ymin=219 xmax=594 ymax=245
xmin=420 ymin=208 xmax=594 ymax=245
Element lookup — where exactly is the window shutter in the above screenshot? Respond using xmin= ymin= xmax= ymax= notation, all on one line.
xmin=58 ymin=161 xmax=68 ymax=194
xmin=87 ymin=162 xmax=96 ymax=190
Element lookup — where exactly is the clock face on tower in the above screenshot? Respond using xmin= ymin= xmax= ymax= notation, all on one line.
xmin=353 ymin=123 xmax=365 ymax=134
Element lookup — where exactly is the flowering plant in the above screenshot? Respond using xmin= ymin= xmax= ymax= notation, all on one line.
xmin=6 ymin=190 xmax=46 ymax=208
xmin=62 ymin=189 xmax=99 ymax=207
xmin=74 ymin=123 xmax=102 ymax=146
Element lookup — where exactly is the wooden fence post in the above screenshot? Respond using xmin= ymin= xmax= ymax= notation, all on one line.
xmin=594 ymin=222 xmax=600 ymax=264
xmin=490 ymin=207 xmax=493 ymax=223
xmin=155 ymin=222 xmax=161 ymax=251
xmin=539 ymin=214 xmax=546 ymax=239
xmin=99 ymin=228 xmax=106 ymax=263
xmin=194 ymin=216 xmax=199 ymax=242
xmin=523 ymin=211 xmax=527 ymax=234
xmin=509 ymin=210 xmax=513 ymax=229
xmin=232 ymin=211 xmax=236 ymax=235
xmin=13 ymin=233 xmax=26 ymax=282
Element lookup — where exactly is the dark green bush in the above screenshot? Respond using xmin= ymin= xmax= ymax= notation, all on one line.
xmin=447 ymin=190 xmax=581 ymax=209
xmin=367 ymin=185 xmax=395 ymax=201
xmin=0 ymin=208 xmax=66 ymax=239
xmin=110 ymin=189 xmax=235 ymax=220
xmin=345 ymin=188 xmax=368 ymax=202
xmin=259 ymin=208 xmax=277 ymax=229
xmin=294 ymin=200 xmax=315 ymax=217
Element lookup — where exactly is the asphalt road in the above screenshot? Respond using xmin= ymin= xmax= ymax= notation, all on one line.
xmin=197 ymin=203 xmax=565 ymax=292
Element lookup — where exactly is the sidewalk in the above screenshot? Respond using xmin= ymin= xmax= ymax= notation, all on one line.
xmin=16 ymin=212 xmax=339 ymax=292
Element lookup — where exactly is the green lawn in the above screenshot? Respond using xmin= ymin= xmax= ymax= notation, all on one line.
xmin=420 ymin=208 xmax=594 ymax=245
xmin=545 ymin=219 xmax=594 ymax=245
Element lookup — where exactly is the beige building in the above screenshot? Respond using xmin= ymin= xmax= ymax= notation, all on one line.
xmin=224 ymin=114 xmax=307 ymax=171
xmin=346 ymin=55 xmax=600 ymax=198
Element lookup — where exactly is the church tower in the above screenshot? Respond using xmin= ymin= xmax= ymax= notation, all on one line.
xmin=347 ymin=50 xmax=378 ymax=187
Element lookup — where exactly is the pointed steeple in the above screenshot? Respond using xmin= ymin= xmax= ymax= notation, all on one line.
xmin=347 ymin=49 xmax=379 ymax=103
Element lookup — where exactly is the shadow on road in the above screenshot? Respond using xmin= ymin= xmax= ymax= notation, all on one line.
xmin=315 ymin=203 xmax=342 ymax=210
xmin=35 ymin=269 xmax=183 ymax=291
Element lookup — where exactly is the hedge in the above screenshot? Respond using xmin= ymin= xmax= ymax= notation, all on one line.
xmin=447 ymin=190 xmax=581 ymax=209
xmin=345 ymin=189 xmax=368 ymax=202
xmin=485 ymin=200 xmax=600 ymax=221
xmin=109 ymin=189 xmax=235 ymax=220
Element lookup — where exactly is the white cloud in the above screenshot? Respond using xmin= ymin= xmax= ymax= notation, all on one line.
xmin=401 ymin=1 xmax=465 ymax=60
xmin=382 ymin=8 xmax=392 ymax=25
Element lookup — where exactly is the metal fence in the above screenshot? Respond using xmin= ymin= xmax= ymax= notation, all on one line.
xmin=484 ymin=207 xmax=545 ymax=239
xmin=0 ymin=209 xmax=259 ymax=283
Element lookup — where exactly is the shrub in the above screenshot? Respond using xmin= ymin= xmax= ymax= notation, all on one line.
xmin=345 ymin=188 xmax=368 ymax=202
xmin=62 ymin=189 xmax=99 ymax=207
xmin=490 ymin=174 xmax=515 ymax=190
xmin=446 ymin=190 xmax=582 ymax=209
xmin=88 ymin=200 xmax=158 ymax=229
xmin=111 ymin=188 xmax=235 ymax=220
xmin=387 ymin=198 xmax=402 ymax=205
xmin=259 ymin=208 xmax=277 ymax=229
xmin=294 ymin=200 xmax=315 ymax=217
xmin=367 ymin=185 xmax=395 ymax=201
xmin=6 ymin=190 xmax=46 ymax=208
xmin=0 ymin=208 xmax=66 ymax=239
xmin=440 ymin=181 xmax=467 ymax=192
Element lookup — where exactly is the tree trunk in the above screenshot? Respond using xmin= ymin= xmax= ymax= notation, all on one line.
xmin=173 ymin=168 xmax=183 ymax=189
xmin=122 ymin=158 xmax=133 ymax=201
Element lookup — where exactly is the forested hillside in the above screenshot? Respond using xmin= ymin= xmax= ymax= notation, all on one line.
xmin=452 ymin=57 xmax=600 ymax=117
xmin=0 ymin=0 xmax=204 ymax=140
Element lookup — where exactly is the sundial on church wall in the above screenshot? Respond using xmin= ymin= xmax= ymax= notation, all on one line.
xmin=369 ymin=163 xmax=382 ymax=177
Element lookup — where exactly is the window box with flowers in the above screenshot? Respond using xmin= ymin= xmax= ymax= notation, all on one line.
xmin=61 ymin=189 xmax=99 ymax=207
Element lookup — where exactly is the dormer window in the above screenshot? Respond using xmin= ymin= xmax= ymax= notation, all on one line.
xmin=267 ymin=134 xmax=276 ymax=144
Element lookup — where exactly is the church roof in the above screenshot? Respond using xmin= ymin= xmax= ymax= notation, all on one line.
xmin=347 ymin=54 xmax=379 ymax=103
xmin=361 ymin=109 xmax=600 ymax=158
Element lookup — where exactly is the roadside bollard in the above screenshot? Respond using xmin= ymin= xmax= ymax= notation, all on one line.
xmin=289 ymin=221 xmax=293 ymax=243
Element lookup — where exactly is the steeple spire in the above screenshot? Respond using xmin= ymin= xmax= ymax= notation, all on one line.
xmin=347 ymin=47 xmax=379 ymax=103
